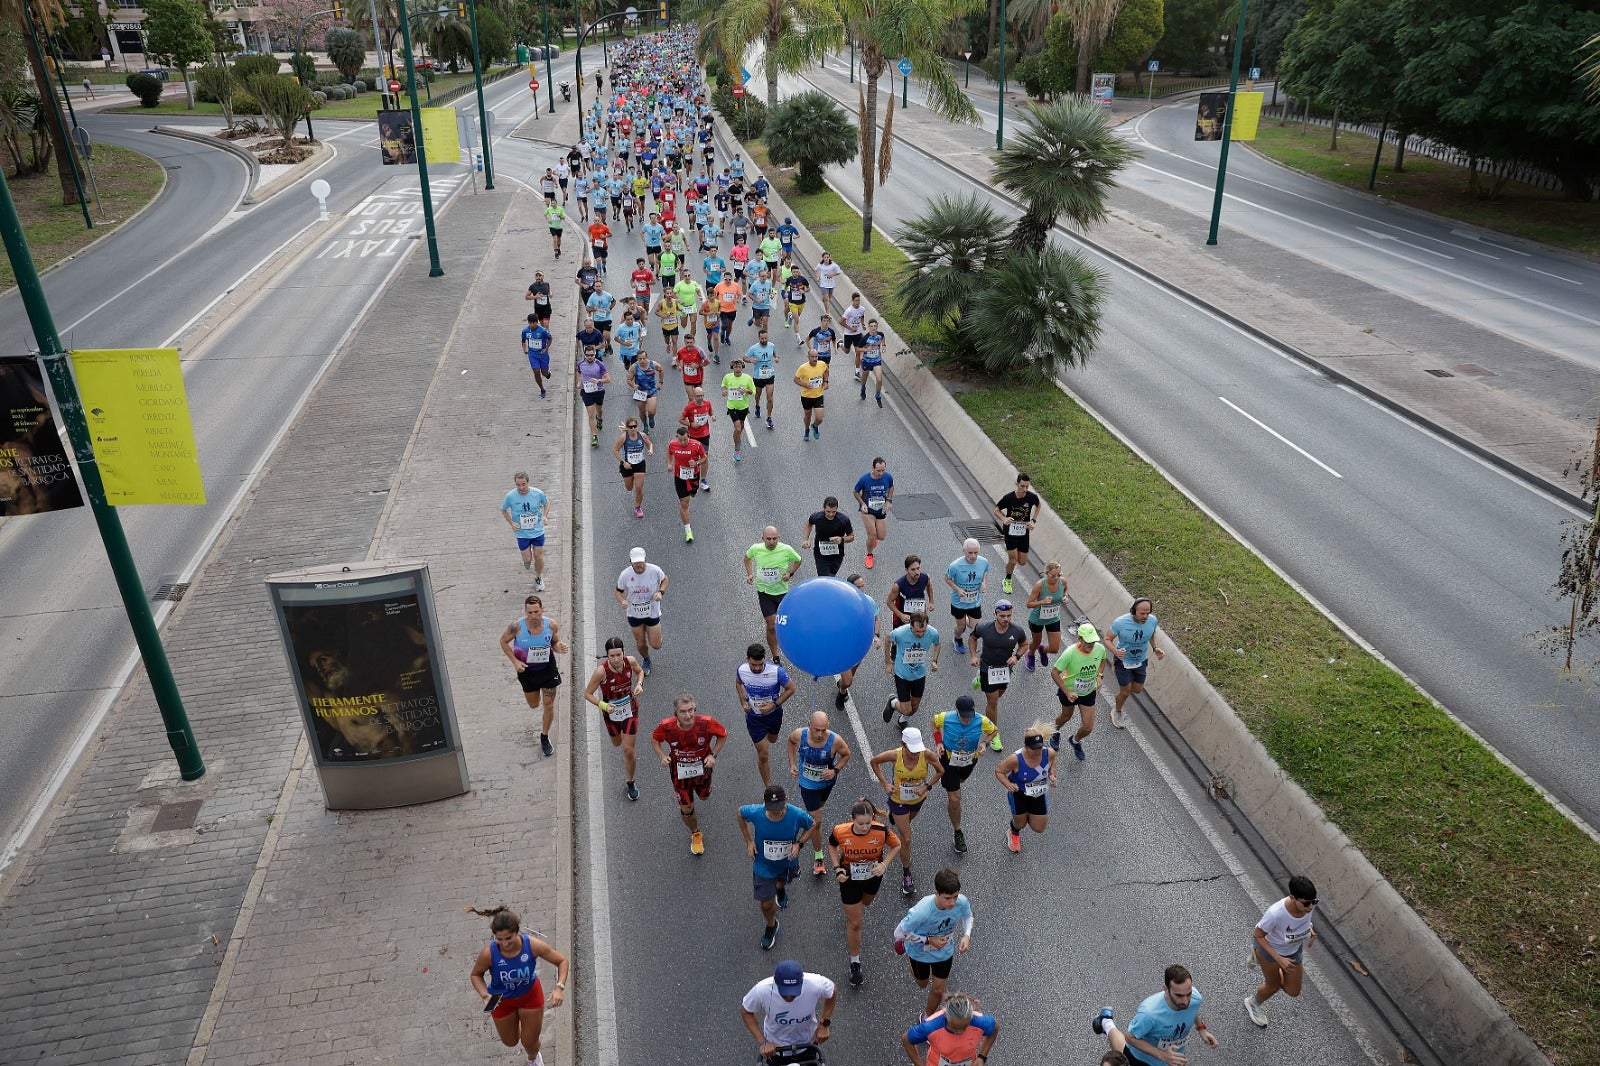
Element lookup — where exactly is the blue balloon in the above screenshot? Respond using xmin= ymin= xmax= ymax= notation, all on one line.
xmin=775 ymin=578 xmax=878 ymax=677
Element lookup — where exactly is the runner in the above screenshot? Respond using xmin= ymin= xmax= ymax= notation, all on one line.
xmin=930 ymin=695 xmax=996 ymax=854
xmin=629 ymin=349 xmax=664 ymax=431
xmin=665 ymin=426 xmax=706 ymax=543
xmin=740 ymin=960 xmax=836 ymax=1061
xmin=701 ymin=290 xmax=722 ymax=362
xmin=901 ymin=992 xmax=999 ymax=1066
xmin=521 ymin=313 xmax=553 ymax=399
xmin=582 ymin=636 xmax=646 ymax=799
xmin=588 ymin=216 xmax=612 ymax=276
xmin=1246 ymin=876 xmax=1320 ymax=1028
xmin=833 ymin=572 xmax=881 ymax=711
xmin=500 ymin=472 xmax=549 ymax=588
xmin=1024 ymin=562 xmax=1068 ymax=673
xmin=612 ymin=418 xmax=653 ymax=519
xmin=544 ymin=198 xmax=567 ymax=258
xmin=793 ymin=346 xmax=828 ymax=441
xmin=871 ymin=727 xmax=944 ymax=898
xmin=500 ymin=595 xmax=570 ymax=757
xmin=853 ymin=457 xmax=894 ymax=568
xmin=995 ymin=721 xmax=1057 ymax=852
xmin=1123 ymin=965 xmax=1220 ymax=1066
xmin=614 ymin=546 xmax=667 ymax=671
xmin=1106 ymin=598 xmax=1165 ymax=729
xmin=992 ymin=473 xmax=1041 ymax=595
xmin=1050 ymin=622 xmax=1107 ymax=761
xmin=786 ymin=710 xmax=854 ymax=874
xmin=806 ymin=314 xmax=836 ymax=374
xmin=721 ymin=357 xmax=756 ymax=461
xmin=576 ymin=346 xmax=610 ymax=448
xmin=840 ymin=292 xmax=867 ymax=380
xmin=679 ymin=385 xmax=715 ymax=489
xmin=883 ymin=613 xmax=941 ymax=730
xmin=732 ymin=642 xmax=797 ymax=787
xmin=714 ymin=267 xmax=743 ymax=347
xmin=642 ymin=211 xmax=665 ymax=273
xmin=467 ymin=905 xmax=569 ymax=1066
xmin=801 ymin=496 xmax=855 ymax=577
xmin=828 ymin=796 xmax=901 ymax=988
xmin=744 ymin=527 xmax=804 ymax=663
xmin=776 ymin=215 xmax=800 ymax=257
xmin=615 ymin=307 xmax=643 ymax=373
xmin=893 ymin=867 xmax=972 ymax=1017
xmin=815 ymin=250 xmax=843 ymax=310
xmin=888 ymin=554 xmax=934 ymax=627
xmin=944 ymin=539 xmax=990 ymax=654
xmin=650 ymin=693 xmax=728 ymax=855
xmin=859 ymin=318 xmax=886 ymax=407
xmin=525 ymin=269 xmax=554 ymax=328
xmin=968 ymin=601 xmax=1029 ymax=746
xmin=783 ymin=268 xmax=810 ymax=346
xmin=654 ymin=289 xmax=683 ymax=358
xmin=673 ymin=323 xmax=707 ymax=409
xmin=673 ymin=270 xmax=704 ymax=344
xmin=738 ymin=785 xmax=814 ymax=950
xmin=628 ymin=257 xmax=656 ymax=320
xmin=746 ymin=328 xmax=779 ymax=429
xmin=573 ymin=169 xmax=591 ymax=223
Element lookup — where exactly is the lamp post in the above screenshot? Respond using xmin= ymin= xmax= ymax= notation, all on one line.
xmin=575 ymin=6 xmax=638 ymax=127
xmin=397 ymin=0 xmax=444 ymax=275
xmin=463 ymin=0 xmax=493 ymax=188
xmin=995 ymin=0 xmax=1006 ymax=149
xmin=1204 ymin=0 xmax=1248 ymax=245
xmin=543 ymin=0 xmax=555 ymax=112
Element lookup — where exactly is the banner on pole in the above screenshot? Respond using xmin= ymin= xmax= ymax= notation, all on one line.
xmin=69 ymin=348 xmax=205 ymax=506
xmin=0 ymin=354 xmax=84 ymax=516
xmin=378 ymin=108 xmax=416 ymax=164
xmin=420 ymin=107 xmax=461 ymax=163
xmin=1195 ymin=92 xmax=1227 ymax=141
xmin=1230 ymin=91 xmax=1265 ymax=141
xmin=1091 ymin=72 xmax=1115 ymax=108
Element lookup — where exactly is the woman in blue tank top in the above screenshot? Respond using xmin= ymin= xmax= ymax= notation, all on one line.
xmin=631 ymin=355 xmax=663 ymax=431
xmin=993 ymin=722 xmax=1057 ymax=852
xmin=468 ymin=905 xmax=570 ymax=1065
xmin=501 ymin=595 xmax=570 ymax=758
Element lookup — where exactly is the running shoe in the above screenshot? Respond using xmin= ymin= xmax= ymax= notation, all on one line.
xmin=901 ymin=873 xmax=915 ymax=898
xmin=953 ymin=829 xmax=967 ymax=854
xmin=540 ymin=735 xmax=555 ymax=757
xmin=1024 ymin=650 xmax=1036 ymax=673
xmin=875 ymin=392 xmax=883 ymax=408
xmin=753 ymin=404 xmax=760 ymax=418
xmin=701 ymin=481 xmax=711 ymax=493
xmin=954 ymin=637 xmax=966 ymax=654
xmin=590 ymin=434 xmax=598 ymax=448
xmin=1002 ymin=576 xmax=1013 ymax=594
xmin=685 ymin=527 xmax=694 ymax=543
xmin=1110 ymin=703 xmax=1126 ymax=729
xmin=1008 ymin=827 xmax=1021 ymax=853
xmin=766 ymin=417 xmax=773 ymax=430
xmin=625 ymin=781 xmax=639 ymax=801
xmin=1050 ymin=730 xmax=1061 ymax=751
xmin=776 ymin=884 xmax=788 ymax=910
xmin=864 ymin=553 xmax=875 ymax=569
xmin=690 ymin=831 xmax=705 ymax=855
xmin=812 ymin=425 xmax=820 ymax=439
xmin=535 ymin=578 xmax=545 ymax=592
xmin=813 ymin=855 xmax=826 ymax=876
xmin=835 ymin=689 xmax=848 ymax=711
xmin=635 ymin=506 xmax=644 ymax=519
xmin=1244 ymin=995 xmax=1269 ymax=1028
xmin=539 ymin=387 xmax=547 ymax=399
xmin=734 ymin=452 xmax=742 ymax=462
xmin=1092 ymin=1009 xmax=1115 ymax=1035
xmin=896 ymin=716 xmax=910 ymax=731
xmin=642 ymin=656 xmax=652 ymax=675
xmin=803 ymin=429 xmax=811 ymax=441
xmin=991 ymin=734 xmax=1004 ymax=752
xmin=859 ymin=385 xmax=866 ymax=400
xmin=853 ymin=369 xmax=861 ymax=381
xmin=1070 ymin=736 xmax=1086 ymax=761
xmin=597 ymin=414 xmax=604 ymax=431
xmin=849 ymin=961 xmax=864 ymax=988
xmin=882 ymin=698 xmax=896 ymax=724
xmin=761 ymin=921 xmax=780 ymax=950
xmin=713 ymin=353 xmax=720 ymax=363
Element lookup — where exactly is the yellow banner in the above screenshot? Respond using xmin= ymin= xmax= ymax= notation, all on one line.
xmin=420 ymin=107 xmax=461 ymax=164
xmin=70 ymin=348 xmax=205 ymax=506
xmin=1231 ymin=91 xmax=1265 ymax=141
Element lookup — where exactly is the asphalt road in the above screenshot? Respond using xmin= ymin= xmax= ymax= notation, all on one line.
xmin=563 ymin=192 xmax=1396 ymax=1064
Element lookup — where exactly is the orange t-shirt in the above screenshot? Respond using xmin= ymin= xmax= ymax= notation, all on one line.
xmin=588 ymin=223 xmax=610 ymax=248
xmin=715 ymin=280 xmax=741 ymax=313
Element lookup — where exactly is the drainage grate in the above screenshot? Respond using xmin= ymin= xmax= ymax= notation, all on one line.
xmin=1424 ymin=368 xmax=1454 ymax=378
xmin=150 ymin=799 xmax=203 ymax=833
xmin=950 ymin=519 xmax=1005 ymax=545
xmin=152 ymin=582 xmax=190 ymax=603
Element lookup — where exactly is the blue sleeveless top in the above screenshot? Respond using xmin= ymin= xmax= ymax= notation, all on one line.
xmin=515 ymin=617 xmax=553 ymax=667
xmin=486 ymin=933 xmax=539 ymax=997
xmin=1008 ymin=748 xmax=1052 ymax=795
xmin=797 ymin=731 xmax=837 ymax=790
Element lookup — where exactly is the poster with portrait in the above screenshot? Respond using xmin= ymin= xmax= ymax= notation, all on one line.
xmin=281 ymin=591 xmax=451 ymax=762
xmin=1195 ymin=92 xmax=1228 ymax=141
xmin=378 ymin=109 xmax=417 ymax=165
xmin=0 ymin=355 xmax=84 ymax=516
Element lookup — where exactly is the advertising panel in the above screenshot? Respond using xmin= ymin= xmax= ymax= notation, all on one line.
xmin=0 ymin=355 xmax=84 ymax=516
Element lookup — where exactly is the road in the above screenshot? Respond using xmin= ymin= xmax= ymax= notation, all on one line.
xmin=777 ymin=69 xmax=1600 ymax=835
xmin=0 ymin=65 xmax=561 ymax=863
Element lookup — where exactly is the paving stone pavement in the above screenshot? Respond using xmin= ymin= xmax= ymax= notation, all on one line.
xmin=0 ymin=149 xmax=581 ymax=1063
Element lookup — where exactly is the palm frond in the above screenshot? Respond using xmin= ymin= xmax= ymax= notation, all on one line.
xmin=894 ymin=194 xmax=1010 ymax=323
xmin=992 ymin=96 xmax=1137 ymax=234
xmin=966 ymin=245 xmax=1108 ymax=378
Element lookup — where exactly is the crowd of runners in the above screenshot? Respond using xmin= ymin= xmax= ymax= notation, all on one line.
xmin=486 ymin=28 xmax=1325 ymax=1066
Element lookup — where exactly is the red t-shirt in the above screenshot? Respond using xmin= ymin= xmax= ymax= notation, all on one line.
xmin=666 ymin=438 xmax=706 ymax=482
xmin=631 ymin=268 xmax=655 ymax=298
xmin=588 ymin=222 xmax=610 ymax=248
xmin=681 ymin=399 xmax=713 ymax=438
xmin=651 ymin=714 xmax=727 ymax=762
xmin=676 ymin=344 xmax=706 ymax=385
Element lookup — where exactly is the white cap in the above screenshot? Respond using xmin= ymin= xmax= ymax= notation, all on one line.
xmin=629 ymin=547 xmax=647 ymax=563
xmin=901 ymin=727 xmax=925 ymax=753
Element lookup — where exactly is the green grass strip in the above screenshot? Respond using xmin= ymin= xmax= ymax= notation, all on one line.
xmin=749 ymin=137 xmax=1597 ymax=1065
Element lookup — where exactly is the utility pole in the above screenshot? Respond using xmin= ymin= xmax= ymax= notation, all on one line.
xmin=463 ymin=0 xmax=493 ymax=188
xmin=1205 ymin=0 xmax=1249 ymax=245
xmin=398 ymin=0 xmax=445 ymax=275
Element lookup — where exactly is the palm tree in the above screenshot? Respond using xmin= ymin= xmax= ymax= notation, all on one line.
xmin=1582 ymin=31 xmax=1600 ymax=100
xmin=990 ymin=93 xmax=1135 ymax=251
xmin=1059 ymin=0 xmax=1121 ymax=94
xmin=2 ymin=0 xmax=77 ymax=204
xmin=683 ymin=0 xmax=836 ymax=110
xmin=838 ymin=0 xmax=980 ymax=251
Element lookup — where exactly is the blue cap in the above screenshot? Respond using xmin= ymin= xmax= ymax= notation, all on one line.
xmin=774 ymin=960 xmax=804 ymax=995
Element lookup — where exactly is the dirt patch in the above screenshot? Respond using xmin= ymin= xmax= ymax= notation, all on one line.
xmin=259 ymin=146 xmax=314 ymax=164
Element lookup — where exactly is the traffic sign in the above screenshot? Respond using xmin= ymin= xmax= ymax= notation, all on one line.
xmin=1249 ymin=67 xmax=1261 ymax=80
xmin=962 ymin=51 xmax=972 ymax=60
xmin=897 ymin=58 xmax=913 ymax=77
xmin=732 ymin=86 xmax=745 ymax=97
xmin=71 ymin=125 xmax=91 ymax=159
xmin=388 ymin=79 xmax=402 ymax=93
xmin=740 ymin=66 xmax=751 ymax=84
xmin=1147 ymin=60 xmax=1159 ymax=72
xmin=529 ymin=78 xmax=539 ymax=90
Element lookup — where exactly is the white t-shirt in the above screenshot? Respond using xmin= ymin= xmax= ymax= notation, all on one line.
xmin=616 ymin=563 xmax=666 ymax=620
xmin=741 ymin=974 xmax=835 ymax=1044
xmin=841 ymin=305 xmax=866 ymax=335
xmin=816 ymin=261 xmax=843 ymax=291
xmin=1256 ymin=898 xmax=1315 ymax=953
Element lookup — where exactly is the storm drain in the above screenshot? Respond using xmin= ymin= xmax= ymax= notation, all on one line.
xmin=1424 ymin=368 xmax=1454 ymax=378
xmin=152 ymin=581 xmax=190 ymax=602
xmin=949 ymin=519 xmax=1004 ymax=545
xmin=150 ymin=799 xmax=203 ymax=833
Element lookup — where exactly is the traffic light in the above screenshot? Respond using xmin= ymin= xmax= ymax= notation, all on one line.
xmin=330 ymin=0 xmax=346 ymax=19
xmin=455 ymin=1 xmax=467 ymax=16
xmin=657 ymin=0 xmax=667 ymax=25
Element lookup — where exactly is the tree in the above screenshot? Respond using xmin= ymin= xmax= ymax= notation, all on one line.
xmin=0 ymin=0 xmax=80 ymax=204
xmin=1059 ymin=0 xmax=1123 ymax=94
xmin=1584 ymin=30 xmax=1600 ymax=99
xmin=325 ymin=26 xmax=365 ymax=80
xmin=196 ymin=62 xmax=237 ymax=125
xmin=763 ymin=89 xmax=858 ymax=192
xmin=1152 ymin=0 xmax=1228 ymax=73
xmin=1545 ymin=418 xmax=1600 ymax=672
xmin=474 ymin=7 xmax=512 ymax=64
xmin=839 ymin=0 xmax=981 ymax=251
xmin=1020 ymin=0 xmax=1162 ymax=99
xmin=991 ymin=94 xmax=1136 ymax=251
xmin=144 ymin=0 xmax=214 ymax=108
xmin=248 ymin=72 xmax=313 ymax=147
xmin=685 ymin=0 xmax=837 ymax=111
xmin=1098 ymin=0 xmax=1163 ymax=78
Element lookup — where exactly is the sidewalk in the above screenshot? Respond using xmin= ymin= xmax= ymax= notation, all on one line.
xmin=0 ymin=123 xmax=583 ymax=1062
xmin=802 ymin=61 xmax=1598 ymax=498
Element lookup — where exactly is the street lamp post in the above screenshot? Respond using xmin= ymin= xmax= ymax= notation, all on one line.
xmin=464 ymin=0 xmax=493 ymax=188
xmin=543 ymin=0 xmax=555 ymax=112
xmin=1204 ymin=0 xmax=1249 ymax=245
xmin=995 ymin=0 xmax=1006 ymax=149
xmin=575 ymin=6 xmax=638 ymax=127
xmin=397 ymin=0 xmax=445 ymax=275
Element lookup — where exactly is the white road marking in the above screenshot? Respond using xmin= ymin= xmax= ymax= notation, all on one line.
xmin=1526 ymin=266 xmax=1582 ymax=286
xmin=1356 ymin=226 xmax=1454 ymax=260
xmin=164 ymin=220 xmax=324 ymax=349
xmin=1451 ymin=228 xmax=1531 ymax=256
xmin=1219 ymin=396 xmax=1343 ymax=478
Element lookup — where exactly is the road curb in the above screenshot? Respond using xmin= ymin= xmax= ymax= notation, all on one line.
xmin=152 ymin=124 xmax=260 ymax=199
xmin=714 ymin=111 xmax=1551 ymax=1066
xmin=245 ymin=139 xmax=335 ymax=205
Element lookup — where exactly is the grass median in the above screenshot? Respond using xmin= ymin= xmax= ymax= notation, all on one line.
xmin=746 ymin=134 xmax=1598 ymax=1065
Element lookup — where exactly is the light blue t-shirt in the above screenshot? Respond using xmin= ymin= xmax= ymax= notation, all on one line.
xmin=746 ymin=342 xmax=777 ymax=379
xmin=606 ymin=177 xmax=625 ymax=198
xmin=614 ymin=322 xmax=642 ymax=354
xmin=1127 ymin=989 xmax=1203 ymax=1062
xmin=587 ymin=291 xmax=616 ymax=322
xmin=890 ymin=623 xmax=940 ymax=681
xmin=642 ymin=221 xmax=665 ymax=246
xmin=747 ymin=278 xmax=773 ymax=309
xmin=1109 ymin=612 xmax=1160 ymax=668
xmin=946 ymin=556 xmax=990 ymax=608
xmin=730 ymin=157 xmax=746 ymax=178
xmin=501 ymin=487 xmax=547 ymax=536
xmin=897 ymin=893 xmax=972 ymax=963
xmin=739 ymin=803 xmax=813 ymax=878
xmin=702 ymin=256 xmax=727 ymax=284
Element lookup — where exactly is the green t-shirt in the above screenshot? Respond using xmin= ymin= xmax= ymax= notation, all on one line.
xmin=747 ymin=542 xmax=802 ymax=595
xmin=544 ymin=205 xmax=565 ymax=230
xmin=722 ymin=372 xmax=756 ymax=410
xmin=1053 ymin=643 xmax=1107 ymax=695
xmin=674 ymin=279 xmax=702 ymax=311
xmin=660 ymin=251 xmax=678 ymax=277
xmin=759 ymin=235 xmax=781 ymax=262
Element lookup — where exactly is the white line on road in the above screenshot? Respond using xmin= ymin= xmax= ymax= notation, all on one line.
xmin=1451 ymin=228 xmax=1532 ymax=256
xmin=1526 ymin=266 xmax=1582 ymax=286
xmin=1218 ymin=396 xmax=1344 ymax=478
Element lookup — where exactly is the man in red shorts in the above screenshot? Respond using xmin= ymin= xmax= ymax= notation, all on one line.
xmin=680 ymin=385 xmax=715 ymax=491
xmin=651 ymin=694 xmax=728 ymax=855
xmin=665 ymin=426 xmax=706 ymax=544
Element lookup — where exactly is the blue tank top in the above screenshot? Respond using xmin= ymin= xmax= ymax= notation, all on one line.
xmin=633 ymin=361 xmax=658 ymax=392
xmin=486 ymin=933 xmax=539 ymax=997
xmin=515 ymin=617 xmax=553 ymax=667
xmin=797 ymin=731 xmax=836 ymax=790
xmin=1008 ymin=749 xmax=1052 ymax=795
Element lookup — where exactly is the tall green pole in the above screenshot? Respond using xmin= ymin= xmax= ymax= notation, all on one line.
xmin=1205 ymin=0 xmax=1249 ymax=245
xmin=398 ymin=0 xmax=445 ymax=276
xmin=465 ymin=0 xmax=493 ymax=188
xmin=22 ymin=1 xmax=91 ymax=230
xmin=849 ymin=36 xmax=853 ymax=83
xmin=995 ymin=0 xmax=1006 ymax=149
xmin=1367 ymin=110 xmax=1390 ymax=191
xmin=901 ymin=71 xmax=907 ymax=107
xmin=0 ymin=171 xmax=205 ymax=781
xmin=543 ymin=0 xmax=555 ymax=112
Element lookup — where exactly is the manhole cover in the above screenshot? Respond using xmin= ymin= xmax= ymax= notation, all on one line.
xmin=1424 ymin=368 xmax=1454 ymax=378
xmin=891 ymin=493 xmax=953 ymax=522
xmin=150 ymin=799 xmax=203 ymax=833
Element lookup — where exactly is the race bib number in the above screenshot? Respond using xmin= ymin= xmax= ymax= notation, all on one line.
xmin=675 ymin=758 xmax=704 ymax=779
xmin=1008 ymin=521 xmax=1027 ymax=536
xmin=1023 ymin=779 xmax=1049 ymax=797
xmin=956 ymin=588 xmax=980 ymax=605
xmin=1037 ymin=603 xmax=1060 ymax=621
xmin=582 ymin=379 xmax=603 ymax=394
xmin=987 ymin=666 xmax=1011 ymax=686
xmin=897 ymin=783 xmax=922 ymax=803
xmin=946 ymin=749 xmax=974 ymax=767
xmin=801 ymin=762 xmax=830 ymax=782
xmin=758 ymin=566 xmax=782 ymax=584
xmin=902 ymin=598 xmax=927 ymax=615
xmin=939 ymin=1057 xmax=974 ymax=1066
xmin=849 ymin=861 xmax=877 ymax=880
xmin=867 ymin=500 xmax=886 ymax=514
xmin=606 ymin=699 xmax=634 ymax=722
xmin=1073 ymin=675 xmax=1097 ymax=694
xmin=727 ymin=387 xmax=744 ymax=401
xmin=749 ymin=696 xmax=775 ymax=713
xmin=677 ymin=465 xmax=696 ymax=480
xmin=806 ymin=376 xmax=824 ymax=389
xmin=518 ymin=514 xmax=540 ymax=530
xmin=901 ymin=647 xmax=926 ymax=666
xmin=692 ymin=413 xmax=710 ymax=427
xmin=626 ymin=601 xmax=654 ymax=618
xmin=624 ymin=448 xmax=645 ymax=464
xmin=762 ymin=839 xmax=792 ymax=862
xmin=521 ymin=645 xmax=551 ymax=666
xmin=818 ymin=541 xmax=841 ymax=556
xmin=632 ymin=388 xmax=650 ymax=402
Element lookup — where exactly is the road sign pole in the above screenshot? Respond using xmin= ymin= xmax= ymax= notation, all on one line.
xmin=1368 ymin=110 xmax=1391 ymax=191
xmin=0 ymin=169 xmax=205 ymax=782
xmin=543 ymin=0 xmax=555 ymax=112
xmin=995 ymin=0 xmax=1006 ymax=149
xmin=902 ymin=72 xmax=908 ymax=107
xmin=466 ymin=0 xmax=493 ymax=188
xmin=1205 ymin=0 xmax=1248 ymax=246
xmin=1147 ymin=60 xmax=1156 ymax=106
xmin=397 ymin=0 xmax=444 ymax=276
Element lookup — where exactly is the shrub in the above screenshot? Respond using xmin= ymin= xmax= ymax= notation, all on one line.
xmin=351 ymin=80 xmax=364 ymax=94
xmin=125 ymin=72 xmax=163 ymax=107
xmin=196 ymin=62 xmax=236 ymax=122
xmin=233 ymin=53 xmax=279 ymax=79
xmin=712 ymin=83 xmax=766 ymax=140
xmin=311 ymin=90 xmax=327 ymax=108
xmin=233 ymin=89 xmax=262 ymax=114
xmin=290 ymin=51 xmax=315 ymax=84
xmin=326 ymin=26 xmax=365 ymax=81
xmin=248 ymin=73 xmax=314 ymax=146
xmin=763 ymin=90 xmax=857 ymax=193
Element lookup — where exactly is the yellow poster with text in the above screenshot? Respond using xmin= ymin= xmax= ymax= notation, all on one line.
xmin=70 ymin=348 xmax=205 ymax=506
xmin=420 ymin=107 xmax=461 ymax=163
xmin=1230 ymin=92 xmax=1264 ymax=141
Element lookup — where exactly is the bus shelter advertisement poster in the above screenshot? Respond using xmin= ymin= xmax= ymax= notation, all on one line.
xmin=0 ymin=355 xmax=84 ymax=516
xmin=282 ymin=592 xmax=451 ymax=762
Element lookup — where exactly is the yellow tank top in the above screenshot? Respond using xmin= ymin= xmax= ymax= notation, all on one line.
xmin=892 ymin=749 xmax=930 ymax=805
